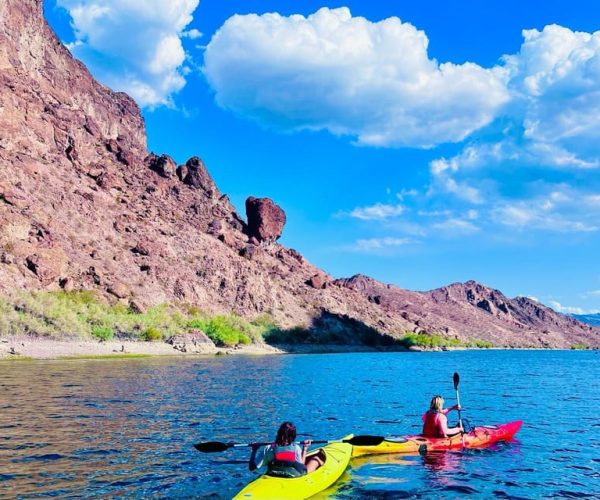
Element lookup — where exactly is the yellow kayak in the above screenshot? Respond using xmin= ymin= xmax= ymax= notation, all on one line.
xmin=233 ymin=437 xmax=353 ymax=499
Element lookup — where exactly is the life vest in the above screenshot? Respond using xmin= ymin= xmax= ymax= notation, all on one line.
xmin=273 ymin=443 xmax=299 ymax=463
xmin=422 ymin=410 xmax=445 ymax=438
xmin=267 ymin=443 xmax=307 ymax=478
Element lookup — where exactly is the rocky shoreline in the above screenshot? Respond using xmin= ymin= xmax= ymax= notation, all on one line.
xmin=0 ymin=336 xmax=396 ymax=360
xmin=0 ymin=336 xmax=283 ymax=360
xmin=1 ymin=336 xmax=594 ymax=361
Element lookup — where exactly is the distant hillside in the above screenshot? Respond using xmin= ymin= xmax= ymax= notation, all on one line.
xmin=0 ymin=0 xmax=599 ymax=348
xmin=571 ymin=314 xmax=600 ymax=328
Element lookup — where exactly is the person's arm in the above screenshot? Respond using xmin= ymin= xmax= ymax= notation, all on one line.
xmin=249 ymin=444 xmax=260 ymax=471
xmin=301 ymin=440 xmax=312 ymax=463
xmin=249 ymin=445 xmax=272 ymax=471
xmin=442 ymin=404 xmax=461 ymax=415
xmin=439 ymin=412 xmax=462 ymax=437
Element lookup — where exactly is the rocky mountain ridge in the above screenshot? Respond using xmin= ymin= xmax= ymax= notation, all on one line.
xmin=0 ymin=0 xmax=598 ymax=348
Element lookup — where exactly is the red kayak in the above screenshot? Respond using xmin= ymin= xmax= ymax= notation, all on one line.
xmin=352 ymin=420 xmax=522 ymax=456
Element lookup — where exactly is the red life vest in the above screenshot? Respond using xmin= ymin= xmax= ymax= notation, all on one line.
xmin=273 ymin=444 xmax=298 ymax=462
xmin=422 ymin=410 xmax=445 ymax=438
xmin=268 ymin=443 xmax=307 ymax=478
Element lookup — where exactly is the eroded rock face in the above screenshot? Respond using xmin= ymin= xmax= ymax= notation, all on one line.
xmin=245 ymin=197 xmax=286 ymax=243
xmin=145 ymin=153 xmax=177 ymax=179
xmin=25 ymin=248 xmax=68 ymax=286
xmin=107 ymin=282 xmax=129 ymax=299
xmin=307 ymin=274 xmax=327 ymax=290
xmin=182 ymin=157 xmax=218 ymax=197
xmin=0 ymin=0 xmax=146 ymax=166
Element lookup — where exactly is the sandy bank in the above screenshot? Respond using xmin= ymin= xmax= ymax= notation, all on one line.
xmin=0 ymin=336 xmax=284 ymax=360
xmin=0 ymin=337 xmax=412 ymax=360
xmin=2 ymin=338 xmax=541 ymax=361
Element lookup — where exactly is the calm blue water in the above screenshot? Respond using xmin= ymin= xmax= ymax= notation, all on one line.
xmin=1 ymin=350 xmax=599 ymax=499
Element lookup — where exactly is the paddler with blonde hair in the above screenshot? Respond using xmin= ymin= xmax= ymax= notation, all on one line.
xmin=422 ymin=395 xmax=463 ymax=438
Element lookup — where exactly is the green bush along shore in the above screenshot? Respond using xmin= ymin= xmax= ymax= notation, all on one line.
xmin=0 ymin=290 xmax=275 ymax=347
xmin=399 ymin=333 xmax=494 ymax=349
xmin=0 ymin=290 xmax=498 ymax=349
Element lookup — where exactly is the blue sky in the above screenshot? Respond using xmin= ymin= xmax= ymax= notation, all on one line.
xmin=44 ymin=1 xmax=600 ymax=314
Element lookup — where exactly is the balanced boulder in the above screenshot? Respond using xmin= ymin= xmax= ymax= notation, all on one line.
xmin=245 ymin=196 xmax=286 ymax=243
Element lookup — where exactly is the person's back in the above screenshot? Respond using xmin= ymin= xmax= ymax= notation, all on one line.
xmin=422 ymin=409 xmax=446 ymax=438
xmin=249 ymin=421 xmax=322 ymax=477
xmin=267 ymin=441 xmax=307 ymax=477
xmin=421 ymin=395 xmax=462 ymax=438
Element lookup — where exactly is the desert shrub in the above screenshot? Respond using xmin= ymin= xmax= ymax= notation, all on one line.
xmin=186 ymin=319 xmax=205 ymax=330
xmin=237 ymin=334 xmax=252 ymax=345
xmin=91 ymin=326 xmax=114 ymax=341
xmin=467 ymin=339 xmax=494 ymax=348
xmin=202 ymin=315 xmax=251 ymax=346
xmin=140 ymin=327 xmax=162 ymax=342
xmin=571 ymin=343 xmax=589 ymax=350
xmin=180 ymin=303 xmax=203 ymax=316
xmin=251 ymin=313 xmax=277 ymax=330
xmin=111 ymin=303 xmax=129 ymax=315
xmin=400 ymin=332 xmax=464 ymax=348
xmin=64 ymin=290 xmax=99 ymax=305
xmin=0 ymin=291 xmax=282 ymax=346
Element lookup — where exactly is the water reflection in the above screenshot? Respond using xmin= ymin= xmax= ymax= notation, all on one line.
xmin=422 ymin=450 xmax=461 ymax=472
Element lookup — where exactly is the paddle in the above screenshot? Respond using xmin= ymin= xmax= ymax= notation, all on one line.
xmin=193 ymin=434 xmax=385 ymax=453
xmin=453 ymin=371 xmax=465 ymax=448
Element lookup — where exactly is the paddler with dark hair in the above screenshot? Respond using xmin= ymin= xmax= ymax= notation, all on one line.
xmin=422 ymin=395 xmax=463 ymax=438
xmin=249 ymin=421 xmax=325 ymax=477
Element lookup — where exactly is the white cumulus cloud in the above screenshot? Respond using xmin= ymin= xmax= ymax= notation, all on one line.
xmin=348 ymin=203 xmax=404 ymax=220
xmin=548 ymin=301 xmax=599 ymax=315
xmin=203 ymin=7 xmax=509 ymax=147
xmin=348 ymin=237 xmax=415 ymax=253
xmin=430 ymin=24 xmax=600 ymax=183
xmin=506 ymin=25 xmax=600 ymax=156
xmin=433 ymin=218 xmax=479 ymax=234
xmin=492 ymin=191 xmax=599 ymax=233
xmin=56 ymin=0 xmax=199 ymax=107
xmin=183 ymin=28 xmax=202 ymax=40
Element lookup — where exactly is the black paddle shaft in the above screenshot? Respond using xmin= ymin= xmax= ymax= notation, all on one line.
xmin=453 ymin=371 xmax=466 ymax=447
xmin=193 ymin=434 xmax=385 ymax=453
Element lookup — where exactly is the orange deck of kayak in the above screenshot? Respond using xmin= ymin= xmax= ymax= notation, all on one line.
xmin=352 ymin=420 xmax=523 ymax=457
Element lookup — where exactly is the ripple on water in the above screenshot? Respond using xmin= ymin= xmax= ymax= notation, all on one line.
xmin=492 ymin=489 xmax=534 ymax=499
xmin=1 ymin=351 xmax=600 ymax=498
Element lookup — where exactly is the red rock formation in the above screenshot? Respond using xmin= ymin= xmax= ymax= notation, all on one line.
xmin=145 ymin=153 xmax=177 ymax=179
xmin=0 ymin=0 xmax=146 ymax=165
xmin=307 ymin=274 xmax=327 ymax=289
xmin=245 ymin=197 xmax=286 ymax=243
xmin=181 ymin=157 xmax=219 ymax=198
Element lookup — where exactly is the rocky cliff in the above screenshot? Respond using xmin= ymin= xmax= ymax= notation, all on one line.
xmin=0 ymin=0 xmax=598 ymax=348
xmin=335 ymin=276 xmax=597 ymax=348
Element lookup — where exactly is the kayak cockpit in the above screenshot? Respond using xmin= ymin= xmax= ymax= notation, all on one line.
xmin=265 ymin=449 xmax=327 ymax=478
